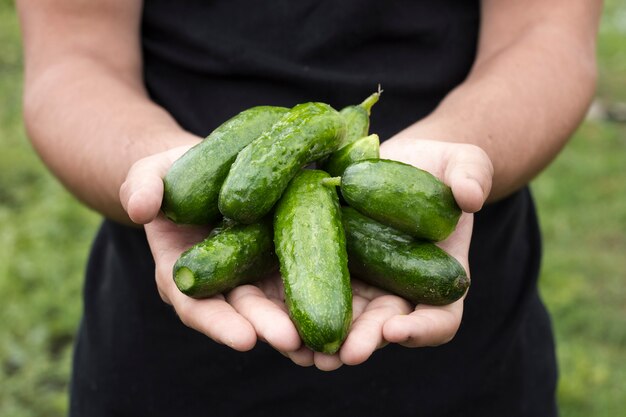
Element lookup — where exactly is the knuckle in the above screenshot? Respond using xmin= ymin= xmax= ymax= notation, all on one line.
xmin=155 ymin=264 xmax=172 ymax=286
xmin=175 ymin=304 xmax=194 ymax=328
xmin=157 ymin=288 xmax=171 ymax=304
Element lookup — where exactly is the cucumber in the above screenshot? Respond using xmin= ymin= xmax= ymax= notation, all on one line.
xmin=332 ymin=159 xmax=461 ymax=242
xmin=162 ymin=106 xmax=288 ymax=225
xmin=341 ymin=207 xmax=469 ymax=306
xmin=337 ymin=90 xmax=380 ymax=148
xmin=318 ymin=90 xmax=380 ymax=173
xmin=273 ymin=170 xmax=352 ymax=354
xmin=219 ymin=102 xmax=346 ymax=224
xmin=173 ymin=218 xmax=278 ymax=299
xmin=322 ymin=134 xmax=380 ymax=177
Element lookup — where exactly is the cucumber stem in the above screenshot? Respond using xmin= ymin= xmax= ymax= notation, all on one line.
xmin=361 ymin=133 xmax=380 ymax=144
xmin=321 ymin=176 xmax=342 ymax=188
xmin=360 ymin=84 xmax=384 ymax=114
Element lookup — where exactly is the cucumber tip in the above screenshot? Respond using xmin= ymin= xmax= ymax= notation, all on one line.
xmin=174 ymin=267 xmax=196 ymax=292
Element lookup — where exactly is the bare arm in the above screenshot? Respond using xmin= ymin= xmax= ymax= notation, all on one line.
xmin=17 ymin=0 xmax=273 ymax=355
xmin=17 ymin=0 xmax=200 ymax=224
xmin=383 ymin=0 xmax=602 ymax=209
xmin=375 ymin=0 xmax=601 ymax=354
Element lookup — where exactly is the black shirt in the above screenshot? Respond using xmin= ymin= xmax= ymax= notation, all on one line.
xmin=70 ymin=1 xmax=558 ymax=416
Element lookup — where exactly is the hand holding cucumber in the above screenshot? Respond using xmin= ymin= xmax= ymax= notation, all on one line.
xmin=120 ymin=94 xmax=494 ymax=369
xmin=121 ymin=144 xmax=306 ymax=353
xmin=370 ymin=136 xmax=493 ymax=348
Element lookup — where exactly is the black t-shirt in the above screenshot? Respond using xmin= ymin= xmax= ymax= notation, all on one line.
xmin=70 ymin=1 xmax=558 ymax=416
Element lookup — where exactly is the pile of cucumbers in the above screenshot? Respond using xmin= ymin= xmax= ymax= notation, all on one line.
xmin=162 ymin=91 xmax=469 ymax=354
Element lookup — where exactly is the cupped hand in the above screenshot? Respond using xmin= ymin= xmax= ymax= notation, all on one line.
xmin=327 ymin=136 xmax=494 ymax=367
xmin=118 ymin=134 xmax=493 ymax=371
xmin=119 ymin=145 xmax=302 ymax=353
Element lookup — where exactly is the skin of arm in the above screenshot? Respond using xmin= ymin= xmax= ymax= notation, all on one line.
xmin=17 ymin=0 xmax=201 ymax=224
xmin=383 ymin=0 xmax=602 ymax=207
xmin=17 ymin=0 xmax=291 ymax=358
xmin=18 ymin=0 xmax=602 ymax=371
xmin=376 ymin=0 xmax=601 ymax=353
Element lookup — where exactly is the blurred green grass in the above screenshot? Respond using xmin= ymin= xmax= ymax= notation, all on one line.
xmin=532 ymin=1 xmax=626 ymax=415
xmin=0 ymin=4 xmax=100 ymax=416
xmin=1 ymin=1 xmax=625 ymax=416
xmin=534 ymin=120 xmax=626 ymax=417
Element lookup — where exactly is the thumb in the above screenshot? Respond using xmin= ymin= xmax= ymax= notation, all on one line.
xmin=120 ymin=145 xmax=193 ymax=224
xmin=444 ymin=145 xmax=493 ymax=213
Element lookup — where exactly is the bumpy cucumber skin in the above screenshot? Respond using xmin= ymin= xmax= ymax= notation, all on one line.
xmin=341 ymin=159 xmax=462 ymax=241
xmin=338 ymin=105 xmax=370 ymax=148
xmin=219 ymin=102 xmax=346 ymax=224
xmin=337 ymin=90 xmax=380 ymax=148
xmin=173 ymin=218 xmax=278 ymax=299
xmin=324 ymin=134 xmax=380 ymax=177
xmin=162 ymin=106 xmax=288 ymax=225
xmin=274 ymin=170 xmax=352 ymax=354
xmin=318 ymin=91 xmax=379 ymax=171
xmin=342 ymin=207 xmax=469 ymax=306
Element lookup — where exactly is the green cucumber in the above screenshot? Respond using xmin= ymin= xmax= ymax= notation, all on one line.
xmin=318 ymin=90 xmax=380 ymax=172
xmin=162 ymin=106 xmax=288 ymax=225
xmin=332 ymin=159 xmax=461 ymax=241
xmin=273 ymin=170 xmax=352 ymax=354
xmin=173 ymin=218 xmax=278 ymax=298
xmin=219 ymin=102 xmax=346 ymax=224
xmin=341 ymin=207 xmax=469 ymax=306
xmin=337 ymin=90 xmax=380 ymax=148
xmin=322 ymin=134 xmax=380 ymax=177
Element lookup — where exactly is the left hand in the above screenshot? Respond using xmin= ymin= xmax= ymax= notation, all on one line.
xmin=312 ymin=136 xmax=493 ymax=370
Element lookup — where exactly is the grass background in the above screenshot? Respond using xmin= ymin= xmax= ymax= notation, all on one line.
xmin=1 ymin=1 xmax=625 ymax=415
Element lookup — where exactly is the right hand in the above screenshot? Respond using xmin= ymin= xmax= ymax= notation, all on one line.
xmin=119 ymin=146 xmax=303 ymax=353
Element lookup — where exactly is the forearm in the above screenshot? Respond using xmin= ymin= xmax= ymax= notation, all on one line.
xmin=396 ymin=2 xmax=600 ymax=202
xmin=23 ymin=56 xmax=200 ymax=223
xmin=18 ymin=0 xmax=201 ymax=224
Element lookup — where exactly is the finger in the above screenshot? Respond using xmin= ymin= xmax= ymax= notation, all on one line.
xmin=284 ymin=346 xmax=315 ymax=367
xmin=120 ymin=145 xmax=192 ymax=224
xmin=436 ymin=212 xmax=473 ymax=274
xmin=157 ymin=285 xmax=172 ymax=305
xmin=148 ymin=219 xmax=256 ymax=351
xmin=313 ymin=352 xmax=343 ymax=371
xmin=160 ymin=247 xmax=253 ymax=349
xmin=227 ymin=284 xmax=302 ymax=352
xmin=120 ymin=157 xmax=168 ymax=224
xmin=382 ymin=299 xmax=464 ymax=348
xmin=170 ymin=289 xmax=257 ymax=351
xmin=146 ymin=214 xmax=211 ymax=258
xmin=340 ymin=295 xmax=412 ymax=366
xmin=445 ymin=145 xmax=493 ymax=213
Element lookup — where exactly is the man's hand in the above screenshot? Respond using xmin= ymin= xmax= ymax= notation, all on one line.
xmin=119 ymin=147 xmax=302 ymax=353
xmin=278 ymin=137 xmax=492 ymax=370
xmin=119 ymin=137 xmax=493 ymax=370
xmin=334 ymin=136 xmax=493 ymax=363
xmin=378 ymin=137 xmax=494 ymax=344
